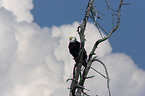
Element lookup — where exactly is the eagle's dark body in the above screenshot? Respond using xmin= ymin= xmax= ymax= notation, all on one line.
xmin=68 ymin=37 xmax=87 ymax=67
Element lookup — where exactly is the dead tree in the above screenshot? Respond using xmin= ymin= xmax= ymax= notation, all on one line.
xmin=67 ymin=0 xmax=129 ymax=95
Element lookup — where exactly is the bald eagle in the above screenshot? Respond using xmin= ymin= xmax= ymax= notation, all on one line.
xmin=68 ymin=37 xmax=87 ymax=67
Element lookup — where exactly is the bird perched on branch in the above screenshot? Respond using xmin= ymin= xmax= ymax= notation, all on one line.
xmin=68 ymin=36 xmax=87 ymax=67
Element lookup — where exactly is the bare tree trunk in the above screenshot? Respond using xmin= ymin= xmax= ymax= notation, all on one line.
xmin=69 ymin=1 xmax=94 ymax=96
xmin=68 ymin=0 xmax=128 ymax=95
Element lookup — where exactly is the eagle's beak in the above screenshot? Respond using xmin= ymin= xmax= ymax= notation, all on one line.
xmin=69 ymin=37 xmax=73 ymax=40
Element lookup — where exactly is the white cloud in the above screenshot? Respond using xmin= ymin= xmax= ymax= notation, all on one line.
xmin=84 ymin=53 xmax=145 ymax=96
xmin=0 ymin=0 xmax=33 ymax=22
xmin=0 ymin=6 xmax=64 ymax=96
xmin=52 ymin=22 xmax=145 ymax=96
xmin=0 ymin=0 xmax=145 ymax=96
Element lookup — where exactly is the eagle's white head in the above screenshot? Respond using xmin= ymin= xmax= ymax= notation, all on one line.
xmin=69 ymin=36 xmax=77 ymax=42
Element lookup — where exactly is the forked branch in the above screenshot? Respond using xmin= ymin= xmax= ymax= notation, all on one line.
xmin=89 ymin=0 xmax=124 ymax=60
xmin=69 ymin=0 xmax=125 ymax=96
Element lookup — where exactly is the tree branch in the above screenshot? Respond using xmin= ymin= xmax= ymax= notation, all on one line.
xmin=92 ymin=59 xmax=111 ymax=96
xmin=89 ymin=0 xmax=123 ymax=60
xmin=69 ymin=0 xmax=125 ymax=96
xmin=76 ymin=0 xmax=124 ymax=95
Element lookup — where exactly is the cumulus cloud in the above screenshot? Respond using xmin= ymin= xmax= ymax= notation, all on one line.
xmin=0 ymin=0 xmax=145 ymax=96
xmin=0 ymin=0 xmax=33 ymax=22
xmin=0 ymin=4 xmax=64 ymax=96
xmin=51 ymin=22 xmax=145 ymax=96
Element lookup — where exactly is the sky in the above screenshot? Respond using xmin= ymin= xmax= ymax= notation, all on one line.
xmin=0 ymin=0 xmax=145 ymax=96
xmin=32 ymin=0 xmax=145 ymax=69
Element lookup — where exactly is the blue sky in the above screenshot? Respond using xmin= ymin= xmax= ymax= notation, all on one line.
xmin=32 ymin=0 xmax=145 ymax=70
